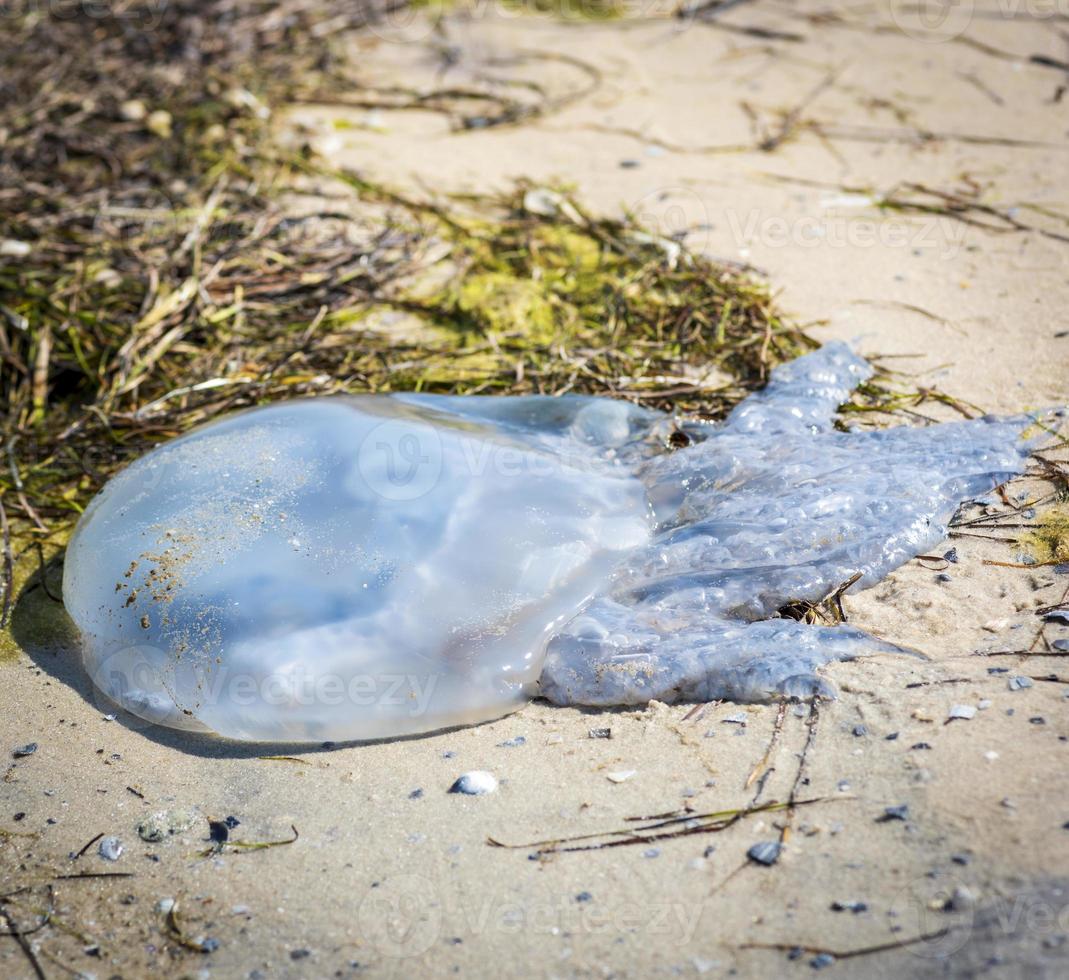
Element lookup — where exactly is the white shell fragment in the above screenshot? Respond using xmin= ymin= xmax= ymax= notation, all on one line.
xmin=98 ymin=836 xmax=124 ymax=861
xmin=448 ymin=771 xmax=498 ymax=796
xmin=63 ymin=344 xmax=1033 ymax=742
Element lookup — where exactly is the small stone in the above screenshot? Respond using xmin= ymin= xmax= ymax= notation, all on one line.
xmin=120 ymin=99 xmax=147 ymax=122
xmin=936 ymin=573 xmax=952 ymax=583
xmin=852 ymin=724 xmax=867 ymax=737
xmin=448 ymin=771 xmax=497 ymax=796
xmin=12 ymin=742 xmax=37 ymax=758
xmin=885 ymin=732 xmax=899 ymax=741
xmin=290 ymin=949 xmax=311 ymax=961
xmin=575 ymin=891 xmax=593 ymax=903
xmin=98 ymin=836 xmax=123 ymax=861
xmin=408 ymin=788 xmax=424 ymax=800
xmin=810 ymin=953 xmax=836 ymax=969
xmin=877 ymin=804 xmax=910 ymax=823
xmin=138 ymin=808 xmax=197 ymax=843
xmin=948 ymin=885 xmax=977 ymax=910
xmin=0 ymin=239 xmax=31 ymax=259
xmin=1045 ymin=610 xmax=1069 ymax=625
xmin=1029 ymin=717 xmax=1046 ymax=725
xmin=146 ymin=109 xmax=173 ymax=139
xmin=947 ymin=704 xmax=976 ymax=722
xmin=830 ymin=900 xmax=868 ymax=913
xmin=722 ymin=712 xmax=748 ymax=725
xmin=951 ymin=853 xmax=972 ymax=866
xmin=588 ymin=728 xmax=612 ymax=739
xmin=642 ymin=847 xmax=660 ymax=859
xmin=1052 ymin=640 xmax=1069 ymax=652
xmin=747 ymin=840 xmax=781 ymax=866
xmin=1008 ymin=676 xmax=1033 ymax=691
xmin=496 ymin=736 xmax=526 ymax=748
xmin=606 ymin=770 xmax=636 ymax=783
xmin=943 ymin=548 xmax=959 ymax=563
xmin=978 ymin=699 xmax=992 ymax=710
xmin=157 ymin=898 xmax=175 ymax=913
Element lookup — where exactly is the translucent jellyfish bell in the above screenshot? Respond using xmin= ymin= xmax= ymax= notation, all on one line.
xmin=62 ymin=344 xmax=1032 ymax=742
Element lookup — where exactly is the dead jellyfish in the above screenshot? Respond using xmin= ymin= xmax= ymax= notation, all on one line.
xmin=62 ymin=343 xmax=1033 ymax=742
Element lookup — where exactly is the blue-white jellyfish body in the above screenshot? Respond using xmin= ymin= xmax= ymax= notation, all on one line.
xmin=62 ymin=344 xmax=1030 ymax=741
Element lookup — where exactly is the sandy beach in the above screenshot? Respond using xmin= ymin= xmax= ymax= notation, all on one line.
xmin=3 ymin=3 xmax=1069 ymax=978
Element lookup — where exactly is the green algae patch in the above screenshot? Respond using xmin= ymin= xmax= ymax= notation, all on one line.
xmin=1022 ymin=506 xmax=1069 ymax=565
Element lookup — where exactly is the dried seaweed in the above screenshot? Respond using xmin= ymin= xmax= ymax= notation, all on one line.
xmin=0 ymin=1 xmax=821 ymax=629
xmin=487 ymin=796 xmax=829 ymax=854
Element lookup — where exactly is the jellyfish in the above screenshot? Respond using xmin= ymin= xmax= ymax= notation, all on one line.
xmin=61 ymin=343 xmax=1032 ymax=742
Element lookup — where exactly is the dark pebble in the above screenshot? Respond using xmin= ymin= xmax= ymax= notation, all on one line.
xmin=619 ymin=160 xmax=641 ymax=169
xmin=208 ymin=820 xmax=230 ymax=844
xmin=951 ymin=853 xmax=972 ymax=865
xmin=200 ymin=938 xmax=220 ymax=953
xmin=811 ymin=953 xmax=836 ymax=970
xmin=409 ymin=788 xmax=424 ymax=799
xmin=290 ymin=949 xmax=311 ymax=960
xmin=588 ymin=728 xmax=612 ymax=739
xmin=1031 ymin=717 xmax=1047 ymax=725
xmin=1052 ymin=640 xmax=1069 ymax=652
xmin=1045 ymin=611 xmax=1069 ymax=625
xmin=747 ymin=841 xmax=781 ymax=866
xmin=575 ymin=891 xmax=593 ymax=903
xmin=911 ymin=742 xmax=932 ymax=751
xmin=12 ymin=743 xmax=37 ymax=758
xmin=831 ymin=900 xmax=868 ymax=913
xmin=885 ymin=732 xmax=899 ymax=741
xmin=877 ymin=804 xmax=910 ymax=822
xmin=936 ymin=573 xmax=952 ymax=583
xmin=13 ymin=812 xmax=25 ymax=821
xmin=497 ymin=736 xmax=526 ymax=748
xmin=852 ymin=724 xmax=867 ymax=737
xmin=944 ymin=548 xmax=959 ymax=563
